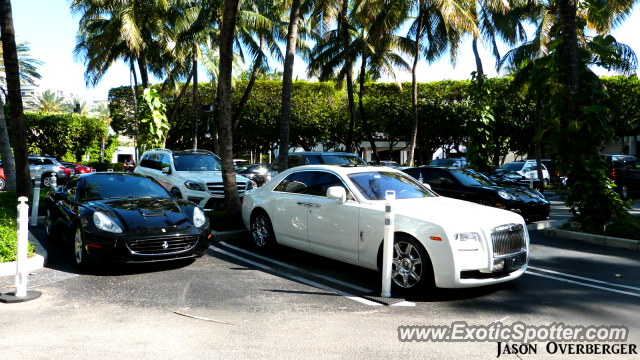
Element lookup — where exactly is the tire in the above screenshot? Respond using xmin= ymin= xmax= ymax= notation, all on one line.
xmin=170 ymin=188 xmax=183 ymax=199
xmin=74 ymin=225 xmax=94 ymax=272
xmin=42 ymin=173 xmax=54 ymax=187
xmin=390 ymin=235 xmax=435 ymax=293
xmin=45 ymin=208 xmax=55 ymax=240
xmin=250 ymin=210 xmax=276 ymax=249
xmin=620 ymin=184 xmax=630 ymax=201
xmin=0 ymin=177 xmax=5 ymax=191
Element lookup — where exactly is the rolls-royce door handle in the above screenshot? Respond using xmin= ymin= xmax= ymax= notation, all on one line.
xmin=308 ymin=203 xmax=321 ymax=208
xmin=297 ymin=201 xmax=309 ymax=206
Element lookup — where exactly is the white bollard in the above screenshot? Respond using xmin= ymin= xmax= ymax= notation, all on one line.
xmin=31 ymin=168 xmax=42 ymax=226
xmin=15 ymin=197 xmax=30 ymax=297
xmin=51 ymin=175 xmax=57 ymax=188
xmin=381 ymin=190 xmax=396 ymax=298
xmin=418 ymin=173 xmax=424 ymax=183
xmin=528 ymin=168 xmax=534 ymax=189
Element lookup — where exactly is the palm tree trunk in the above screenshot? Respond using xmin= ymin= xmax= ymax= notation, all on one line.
xmin=137 ymin=49 xmax=150 ymax=89
xmin=0 ymin=98 xmax=16 ymax=191
xmin=558 ymin=0 xmax=580 ymax=114
xmin=277 ymin=0 xmax=301 ymax=173
xmin=472 ymin=37 xmax=484 ymax=88
xmin=341 ymin=0 xmax=357 ymax=153
xmin=191 ymin=42 xmax=199 ymax=150
xmin=534 ymin=97 xmax=544 ymax=185
xmin=408 ymin=5 xmax=424 ymax=167
xmin=130 ymin=60 xmax=139 ymax=161
xmin=358 ymin=55 xmax=379 ymax=164
xmin=233 ymin=35 xmax=265 ymax=130
xmin=0 ymin=0 xmax=31 ymax=196
xmin=218 ymin=0 xmax=241 ymax=221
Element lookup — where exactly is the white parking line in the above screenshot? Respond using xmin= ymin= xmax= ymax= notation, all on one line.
xmin=526 ymin=272 xmax=640 ymax=298
xmin=528 ymin=266 xmax=640 ymax=292
xmin=209 ymin=245 xmax=381 ymax=306
xmin=219 ymin=241 xmax=374 ymax=293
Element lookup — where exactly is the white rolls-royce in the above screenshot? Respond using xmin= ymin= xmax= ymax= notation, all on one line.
xmin=241 ymin=165 xmax=529 ymax=291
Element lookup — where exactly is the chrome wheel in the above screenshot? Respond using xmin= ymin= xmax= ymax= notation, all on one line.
xmin=45 ymin=210 xmax=52 ymax=235
xmin=43 ymin=176 xmax=53 ymax=187
xmin=251 ymin=214 xmax=270 ymax=247
xmin=75 ymin=228 xmax=84 ymax=265
xmin=391 ymin=241 xmax=422 ymax=289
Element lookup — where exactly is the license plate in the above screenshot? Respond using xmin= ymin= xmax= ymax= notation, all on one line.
xmin=507 ymin=253 xmax=527 ymax=271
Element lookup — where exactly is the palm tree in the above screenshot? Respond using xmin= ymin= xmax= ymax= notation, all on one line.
xmin=218 ymin=0 xmax=243 ymax=221
xmin=0 ymin=0 xmax=32 ymax=196
xmin=405 ymin=0 xmax=478 ymax=167
xmin=0 ymin=40 xmax=44 ymax=101
xmin=26 ymin=89 xmax=66 ymax=113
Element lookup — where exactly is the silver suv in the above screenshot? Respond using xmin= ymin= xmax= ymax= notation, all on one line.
xmin=29 ymin=156 xmax=66 ymax=187
xmin=135 ymin=149 xmax=253 ymax=211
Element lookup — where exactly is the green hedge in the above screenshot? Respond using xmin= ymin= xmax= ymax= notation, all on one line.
xmin=80 ymin=161 xmax=126 ymax=172
xmin=0 ymin=192 xmax=36 ymax=263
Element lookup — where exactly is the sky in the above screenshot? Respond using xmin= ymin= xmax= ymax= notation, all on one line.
xmin=11 ymin=0 xmax=640 ymax=101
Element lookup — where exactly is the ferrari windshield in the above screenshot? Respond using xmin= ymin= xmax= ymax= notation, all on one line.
xmin=80 ymin=175 xmax=171 ymax=200
xmin=348 ymin=171 xmax=435 ymax=200
xmin=173 ymin=154 xmax=222 ymax=171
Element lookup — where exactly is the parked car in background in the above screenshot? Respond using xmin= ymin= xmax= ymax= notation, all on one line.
xmin=482 ymin=169 xmax=544 ymax=191
xmin=428 ymin=158 xmax=467 ymax=167
xmin=60 ymin=162 xmax=94 ymax=181
xmin=403 ymin=167 xmax=549 ymax=222
xmin=242 ymin=165 xmax=529 ymax=292
xmin=565 ymin=154 xmax=640 ymax=200
xmin=266 ymin=152 xmax=367 ymax=178
xmin=0 ymin=167 xmax=5 ymax=191
xmin=500 ymin=161 xmax=550 ymax=185
xmin=367 ymin=160 xmax=401 ymax=168
xmin=28 ymin=156 xmax=67 ymax=187
xmin=233 ymin=159 xmax=249 ymax=168
xmin=45 ymin=172 xmax=211 ymax=271
xmin=135 ymin=149 xmax=253 ymax=211
xmin=236 ymin=164 xmax=269 ymax=187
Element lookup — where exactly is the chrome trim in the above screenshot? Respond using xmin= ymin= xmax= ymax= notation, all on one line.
xmin=491 ymin=223 xmax=526 ymax=257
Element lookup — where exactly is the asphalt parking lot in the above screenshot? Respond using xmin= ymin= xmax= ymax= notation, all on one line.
xmin=2 ymin=226 xmax=640 ymax=359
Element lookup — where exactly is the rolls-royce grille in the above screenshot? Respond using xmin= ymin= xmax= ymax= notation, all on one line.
xmin=206 ymin=182 xmax=246 ymax=195
xmin=128 ymin=236 xmax=199 ymax=255
xmin=491 ymin=224 xmax=526 ymax=257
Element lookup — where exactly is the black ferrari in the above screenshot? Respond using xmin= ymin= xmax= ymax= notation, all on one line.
xmin=403 ymin=166 xmax=550 ymax=221
xmin=45 ymin=172 xmax=211 ymax=270
xmin=482 ymin=168 xmax=544 ymax=191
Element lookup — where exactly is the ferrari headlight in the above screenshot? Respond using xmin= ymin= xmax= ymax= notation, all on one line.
xmin=454 ymin=233 xmax=480 ymax=251
xmin=93 ymin=211 xmax=122 ymax=233
xmin=498 ymin=191 xmax=515 ymax=200
xmin=185 ymin=180 xmax=205 ymax=191
xmin=246 ymin=180 xmax=254 ymax=190
xmin=193 ymin=207 xmax=206 ymax=227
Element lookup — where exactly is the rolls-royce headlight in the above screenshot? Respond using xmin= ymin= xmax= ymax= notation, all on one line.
xmin=498 ymin=191 xmax=516 ymax=200
xmin=193 ymin=207 xmax=206 ymax=227
xmin=185 ymin=180 xmax=206 ymax=191
xmin=454 ymin=233 xmax=480 ymax=251
xmin=94 ymin=211 xmax=122 ymax=233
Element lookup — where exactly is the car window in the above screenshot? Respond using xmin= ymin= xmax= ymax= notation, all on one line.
xmin=320 ymin=154 xmax=367 ymax=165
xmin=449 ymin=169 xmax=496 ymax=186
xmin=66 ymin=178 xmax=78 ymax=200
xmin=29 ymin=158 xmax=45 ymax=166
xmin=43 ymin=159 xmax=55 ymax=165
xmin=273 ymin=171 xmax=316 ymax=194
xmin=289 ymin=155 xmax=305 ymax=168
xmin=312 ymin=171 xmax=353 ymax=199
xmin=403 ymin=169 xmax=420 ymax=179
xmin=305 ymin=155 xmax=322 ymax=165
xmin=161 ymin=154 xmax=172 ymax=170
xmin=348 ymin=172 xmax=434 ymax=200
xmin=501 ymin=162 xmax=524 ymax=171
xmin=80 ymin=175 xmax=170 ymax=200
xmin=139 ymin=154 xmax=152 ymax=168
xmin=427 ymin=169 xmax=455 ymax=185
xmin=173 ymin=154 xmax=221 ymax=171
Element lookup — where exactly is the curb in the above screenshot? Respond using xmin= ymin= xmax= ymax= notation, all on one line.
xmin=0 ymin=231 xmax=48 ymax=277
xmin=545 ymin=228 xmax=640 ymax=251
xmin=211 ymin=229 xmax=250 ymax=243
xmin=527 ymin=220 xmax=565 ymax=231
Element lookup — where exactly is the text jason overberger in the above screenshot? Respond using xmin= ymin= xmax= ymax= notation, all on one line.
xmin=497 ymin=342 xmax=637 ymax=357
